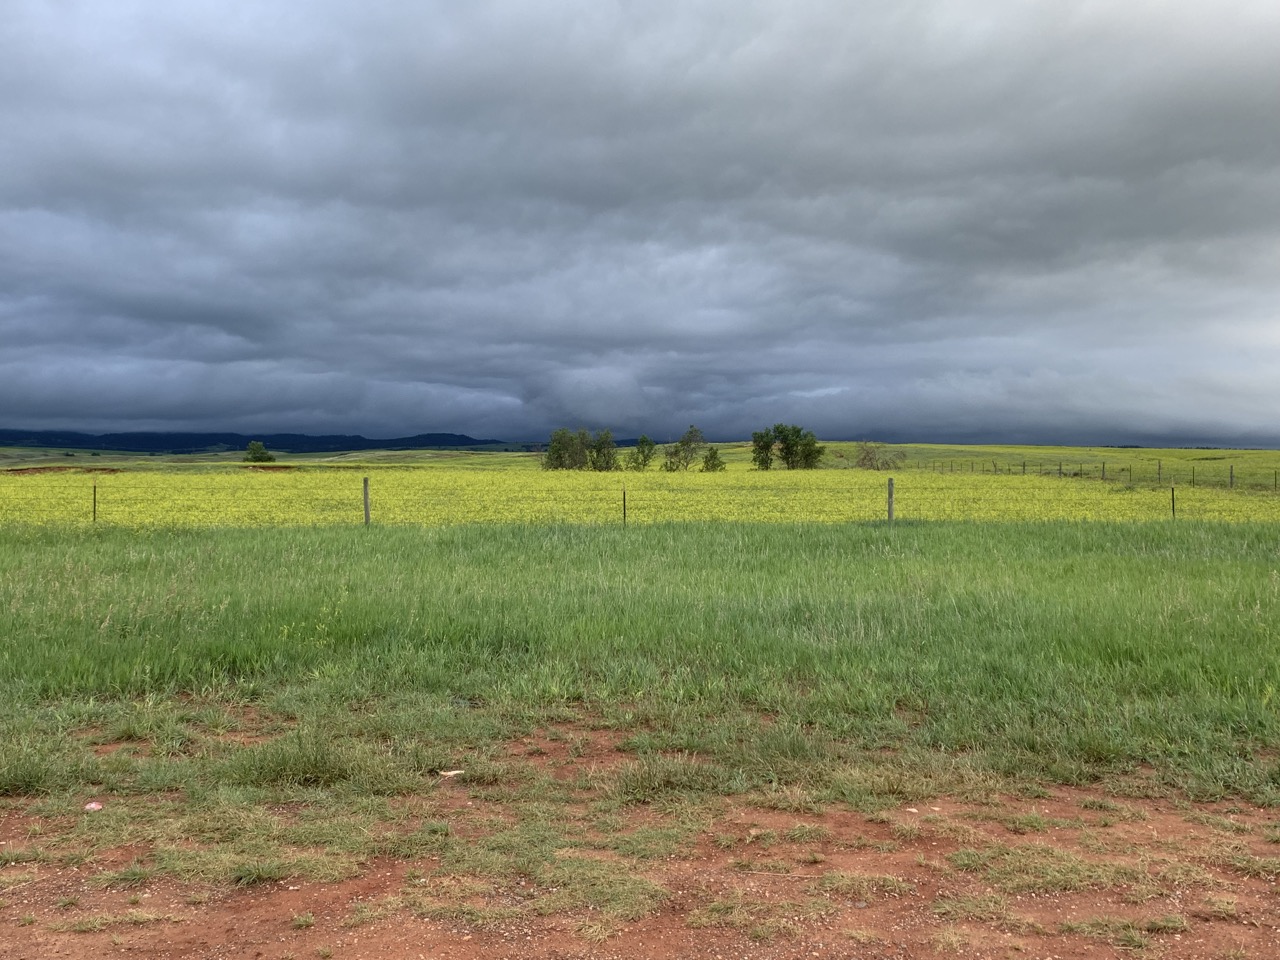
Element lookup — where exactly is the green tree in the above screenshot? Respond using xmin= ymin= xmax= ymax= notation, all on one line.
xmin=541 ymin=428 xmax=590 ymax=470
xmin=700 ymin=446 xmax=726 ymax=472
xmin=625 ymin=434 xmax=656 ymax=471
xmin=244 ymin=440 xmax=276 ymax=463
xmin=771 ymin=423 xmax=825 ymax=469
xmin=661 ymin=425 xmax=706 ymax=472
xmin=588 ymin=429 xmax=620 ymax=472
xmin=750 ymin=430 xmax=775 ymax=471
xmin=750 ymin=424 xmax=825 ymax=470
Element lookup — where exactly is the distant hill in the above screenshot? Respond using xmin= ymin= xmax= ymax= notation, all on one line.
xmin=0 ymin=430 xmax=506 ymax=455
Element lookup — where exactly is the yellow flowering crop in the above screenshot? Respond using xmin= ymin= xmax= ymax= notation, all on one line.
xmin=2 ymin=463 xmax=1279 ymax=527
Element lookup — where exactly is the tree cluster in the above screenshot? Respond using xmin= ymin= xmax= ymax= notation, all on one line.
xmin=661 ymin=425 xmax=701 ymax=471
xmin=541 ymin=428 xmax=619 ymax=471
xmin=660 ymin=425 xmax=727 ymax=472
xmin=750 ymin=424 xmax=825 ymax=470
xmin=541 ymin=425 xmax=725 ymax=472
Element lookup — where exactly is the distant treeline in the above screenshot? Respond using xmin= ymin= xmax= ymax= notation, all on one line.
xmin=0 ymin=430 xmax=505 ymax=455
xmin=542 ymin=423 xmax=832 ymax=472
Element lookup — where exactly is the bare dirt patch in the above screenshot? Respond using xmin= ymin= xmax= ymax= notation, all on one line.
xmin=2 ymin=728 xmax=1277 ymax=959
xmin=502 ymin=726 xmax=634 ymax=782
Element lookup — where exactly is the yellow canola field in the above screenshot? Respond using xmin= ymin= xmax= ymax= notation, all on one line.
xmin=2 ymin=466 xmax=1279 ymax=527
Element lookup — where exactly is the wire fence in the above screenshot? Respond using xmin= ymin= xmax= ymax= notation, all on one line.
xmin=3 ymin=467 xmax=1279 ymax=527
xmin=902 ymin=457 xmax=1280 ymax=491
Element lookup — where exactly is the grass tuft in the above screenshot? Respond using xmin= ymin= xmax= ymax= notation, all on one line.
xmin=947 ymin=843 xmax=1140 ymax=893
xmin=91 ymin=861 xmax=155 ymax=889
xmin=609 ymin=754 xmax=742 ymax=804
xmin=230 ymin=859 xmax=289 ymax=886
xmin=220 ymin=731 xmax=414 ymax=794
xmin=932 ymin=893 xmax=1009 ymax=921
xmin=814 ymin=870 xmax=913 ymax=899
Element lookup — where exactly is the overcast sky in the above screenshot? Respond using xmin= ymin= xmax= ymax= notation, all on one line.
xmin=3 ymin=2 xmax=1278 ymax=444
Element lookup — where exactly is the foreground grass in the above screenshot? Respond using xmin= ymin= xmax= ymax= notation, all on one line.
xmin=2 ymin=521 xmax=1278 ymax=805
xmin=2 ymin=520 xmax=1278 ymax=945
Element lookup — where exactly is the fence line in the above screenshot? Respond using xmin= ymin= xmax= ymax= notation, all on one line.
xmin=3 ymin=471 xmax=1278 ymax=527
xmin=906 ymin=458 xmax=1279 ymax=491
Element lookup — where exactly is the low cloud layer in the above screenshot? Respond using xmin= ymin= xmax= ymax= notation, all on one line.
xmin=3 ymin=2 xmax=1279 ymax=444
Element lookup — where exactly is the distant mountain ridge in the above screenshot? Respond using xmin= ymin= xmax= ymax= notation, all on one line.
xmin=0 ymin=430 xmax=506 ymax=454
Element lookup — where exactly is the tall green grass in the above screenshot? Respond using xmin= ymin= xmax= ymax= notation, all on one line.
xmin=2 ymin=522 xmax=1278 ymax=800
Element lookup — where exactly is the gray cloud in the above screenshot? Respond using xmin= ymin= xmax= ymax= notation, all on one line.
xmin=3 ymin=1 xmax=1279 ymax=444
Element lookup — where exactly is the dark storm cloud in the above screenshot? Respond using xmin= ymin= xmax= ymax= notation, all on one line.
xmin=3 ymin=1 xmax=1279 ymax=443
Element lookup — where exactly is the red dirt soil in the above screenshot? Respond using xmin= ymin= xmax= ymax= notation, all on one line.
xmin=2 ymin=728 xmax=1277 ymax=959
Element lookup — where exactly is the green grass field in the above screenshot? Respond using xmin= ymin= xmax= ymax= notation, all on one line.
xmin=4 ymin=521 xmax=1278 ymax=806
xmin=3 ymin=446 xmax=1279 ymax=947
xmin=0 ymin=445 xmax=1276 ymax=914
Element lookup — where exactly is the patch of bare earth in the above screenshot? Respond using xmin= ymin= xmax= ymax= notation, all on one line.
xmin=2 ymin=726 xmax=1277 ymax=959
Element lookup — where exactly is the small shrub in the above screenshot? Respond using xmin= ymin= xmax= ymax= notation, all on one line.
xmin=853 ymin=441 xmax=904 ymax=470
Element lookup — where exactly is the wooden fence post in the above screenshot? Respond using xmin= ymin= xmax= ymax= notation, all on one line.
xmin=1171 ymin=486 xmax=1176 ymax=520
xmin=363 ymin=477 xmax=370 ymax=526
xmin=622 ymin=486 xmax=627 ymax=527
xmin=93 ymin=484 xmax=97 ymax=523
xmin=1230 ymin=465 xmax=1234 ymax=489
xmin=887 ymin=477 xmax=894 ymax=522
